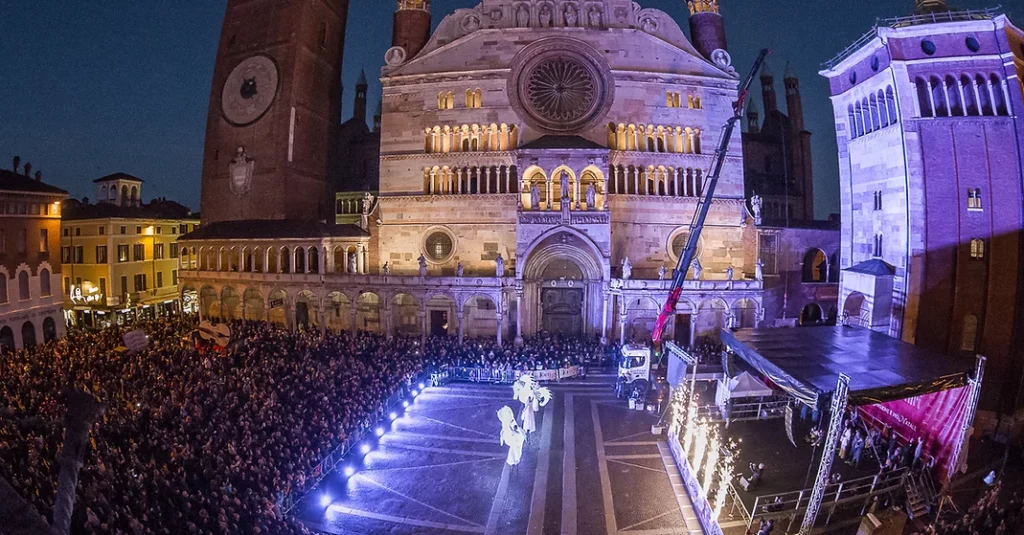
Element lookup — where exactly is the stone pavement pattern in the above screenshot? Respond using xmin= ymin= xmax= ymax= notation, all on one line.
xmin=298 ymin=376 xmax=700 ymax=535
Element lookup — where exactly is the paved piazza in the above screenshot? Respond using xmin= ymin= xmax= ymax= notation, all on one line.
xmin=297 ymin=375 xmax=699 ymax=535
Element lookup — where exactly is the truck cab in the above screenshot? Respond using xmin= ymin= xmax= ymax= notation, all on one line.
xmin=616 ymin=343 xmax=652 ymax=399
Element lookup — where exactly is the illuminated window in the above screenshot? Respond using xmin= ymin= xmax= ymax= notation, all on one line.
xmin=970 ymin=238 xmax=985 ymax=260
xmin=967 ymin=188 xmax=983 ymax=210
xmin=424 ymin=231 xmax=454 ymax=262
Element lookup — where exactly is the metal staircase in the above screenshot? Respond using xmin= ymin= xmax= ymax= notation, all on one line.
xmin=904 ymin=471 xmax=938 ymax=519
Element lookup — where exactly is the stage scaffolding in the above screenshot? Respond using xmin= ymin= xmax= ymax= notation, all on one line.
xmin=662 ymin=325 xmax=985 ymax=534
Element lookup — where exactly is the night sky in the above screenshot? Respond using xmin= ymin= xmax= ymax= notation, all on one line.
xmin=1 ymin=1 xmax=1019 ymax=219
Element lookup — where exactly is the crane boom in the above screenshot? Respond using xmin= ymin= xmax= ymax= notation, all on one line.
xmin=651 ymin=49 xmax=771 ymax=344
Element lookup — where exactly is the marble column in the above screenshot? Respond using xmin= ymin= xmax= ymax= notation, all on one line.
xmin=419 ymin=308 xmax=427 ymax=345
xmin=496 ymin=312 xmax=504 ymax=346
xmin=350 ymin=303 xmax=359 ymax=334
xmin=547 ymin=177 xmax=553 ymax=210
xmin=515 ymin=289 xmax=524 ymax=346
xmin=601 ymin=293 xmax=610 ymax=345
xmin=286 ymin=305 xmax=296 ymax=332
xmin=457 ymin=311 xmax=465 ymax=344
xmin=357 ymin=245 xmax=366 ymax=274
xmin=689 ymin=314 xmax=697 ymax=347
xmin=483 ymin=167 xmax=490 ymax=194
xmin=384 ymin=304 xmax=393 ymax=339
xmin=618 ymin=311 xmax=628 ymax=346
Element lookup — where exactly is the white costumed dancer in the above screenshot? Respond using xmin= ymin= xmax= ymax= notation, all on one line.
xmin=512 ymin=375 xmax=552 ymax=435
xmin=497 ymin=406 xmax=526 ymax=467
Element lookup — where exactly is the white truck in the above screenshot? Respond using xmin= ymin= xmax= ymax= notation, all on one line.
xmin=616 ymin=343 xmax=652 ymax=400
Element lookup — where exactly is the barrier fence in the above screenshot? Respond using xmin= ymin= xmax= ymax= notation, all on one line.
xmin=279 ymin=370 xmax=431 ymax=514
xmin=448 ymin=365 xmax=583 ymax=384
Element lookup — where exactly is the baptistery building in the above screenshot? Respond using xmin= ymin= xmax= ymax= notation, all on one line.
xmin=182 ymin=0 xmax=838 ymax=346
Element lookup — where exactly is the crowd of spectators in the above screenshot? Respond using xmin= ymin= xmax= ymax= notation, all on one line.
xmin=0 ymin=319 xmax=431 ymax=534
xmin=441 ymin=333 xmax=613 ymax=372
xmin=0 ymin=319 xmax=618 ymax=534
xmin=913 ymin=482 xmax=1024 ymax=535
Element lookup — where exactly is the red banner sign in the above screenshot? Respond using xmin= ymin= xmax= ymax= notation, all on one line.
xmin=859 ymin=386 xmax=970 ymax=480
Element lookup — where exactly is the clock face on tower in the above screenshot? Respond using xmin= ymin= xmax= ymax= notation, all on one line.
xmin=221 ymin=55 xmax=280 ymax=126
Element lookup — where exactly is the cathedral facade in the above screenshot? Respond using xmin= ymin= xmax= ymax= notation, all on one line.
xmin=181 ymin=0 xmax=838 ymax=346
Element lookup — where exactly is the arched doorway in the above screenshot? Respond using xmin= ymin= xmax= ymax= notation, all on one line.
xmin=326 ymin=292 xmax=351 ymax=332
xmin=200 ymin=286 xmax=219 ymax=320
xmin=42 ymin=317 xmax=57 ymax=343
xmin=843 ymin=293 xmax=868 ymax=326
xmin=696 ymin=299 xmax=728 ymax=341
xmin=357 ymin=292 xmax=381 ymax=333
xmin=296 ymin=291 xmax=317 ymax=330
xmin=391 ymin=294 xmax=420 ymax=337
xmin=800 ymin=303 xmax=824 ymax=326
xmin=731 ymin=299 xmax=758 ymax=328
xmin=267 ymin=289 xmax=288 ymax=327
xmin=221 ymin=286 xmax=241 ymax=321
xmin=521 ymin=230 xmax=605 ymax=338
xmin=464 ymin=295 xmax=498 ymax=339
xmin=21 ymin=322 xmax=36 ymax=349
xmin=243 ymin=288 xmax=265 ymax=321
xmin=427 ymin=294 xmax=456 ymax=337
xmin=0 ymin=326 xmax=14 ymax=353
xmin=803 ymin=249 xmax=828 ymax=282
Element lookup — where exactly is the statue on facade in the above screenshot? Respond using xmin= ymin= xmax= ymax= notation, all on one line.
xmin=621 ymin=257 xmax=633 ymax=280
xmin=691 ymin=259 xmax=703 ymax=281
xmin=418 ymin=254 xmax=428 ymax=277
xmin=383 ymin=262 xmax=391 ymax=277
xmin=726 ymin=265 xmax=735 ymax=282
xmin=560 ymin=174 xmax=570 ymax=200
xmin=588 ymin=6 xmax=603 ymax=27
xmin=495 ymin=253 xmax=505 ymax=277
xmin=362 ymin=191 xmax=375 ymax=214
xmin=516 ymin=4 xmax=530 ymax=27
xmin=539 ymin=4 xmax=552 ymax=27
xmin=348 ymin=252 xmax=358 ymax=273
xmin=564 ymin=5 xmax=578 ymax=26
xmin=658 ymin=265 xmax=667 ymax=281
xmin=755 ymin=259 xmax=764 ymax=282
xmin=457 ymin=261 xmax=465 ymax=277
xmin=586 ymin=182 xmax=597 ymax=209
xmin=751 ymin=193 xmax=763 ymax=225
xmin=530 ymin=182 xmax=541 ymax=210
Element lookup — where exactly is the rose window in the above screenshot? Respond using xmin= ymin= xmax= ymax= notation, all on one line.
xmin=525 ymin=58 xmax=598 ymax=124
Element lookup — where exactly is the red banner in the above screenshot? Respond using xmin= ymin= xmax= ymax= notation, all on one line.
xmin=859 ymin=386 xmax=970 ymax=480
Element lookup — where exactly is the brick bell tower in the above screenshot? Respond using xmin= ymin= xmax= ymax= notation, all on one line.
xmin=393 ymin=0 xmax=431 ymax=61
xmin=687 ymin=0 xmax=728 ymax=62
xmin=200 ymin=0 xmax=349 ymax=225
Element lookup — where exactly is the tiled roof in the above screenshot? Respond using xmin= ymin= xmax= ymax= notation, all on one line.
xmin=93 ymin=172 xmax=145 ymax=183
xmin=844 ymin=259 xmax=896 ymax=276
xmin=0 ymin=169 xmax=69 ymax=195
xmin=180 ymin=220 xmax=368 ymax=241
xmin=62 ymin=198 xmax=196 ymax=221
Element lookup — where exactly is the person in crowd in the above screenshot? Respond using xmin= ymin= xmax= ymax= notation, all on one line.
xmin=910 ymin=482 xmax=1024 ymax=535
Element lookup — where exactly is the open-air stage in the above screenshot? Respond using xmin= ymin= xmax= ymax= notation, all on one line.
xmin=296 ymin=375 xmax=702 ymax=535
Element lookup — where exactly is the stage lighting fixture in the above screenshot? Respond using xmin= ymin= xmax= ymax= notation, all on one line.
xmin=360 ymin=443 xmax=371 ymax=455
xmin=344 ymin=466 xmax=356 ymax=477
xmin=319 ymin=494 xmax=331 ymax=507
xmin=402 ymin=400 xmax=410 ymax=408
xmin=389 ymin=411 xmax=398 ymax=420
xmin=418 ymin=382 xmax=425 ymax=389
xmin=411 ymin=389 xmax=419 ymax=397
xmin=375 ymin=426 xmax=385 ymax=437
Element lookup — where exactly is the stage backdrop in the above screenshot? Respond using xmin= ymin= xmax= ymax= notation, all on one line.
xmin=859 ymin=385 xmax=970 ymax=480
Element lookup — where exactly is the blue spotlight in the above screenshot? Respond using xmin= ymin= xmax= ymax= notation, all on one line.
xmin=402 ymin=400 xmax=410 ymax=408
xmin=418 ymin=382 xmax=425 ymax=390
xmin=360 ymin=443 xmax=371 ymax=455
xmin=411 ymin=389 xmax=419 ymax=397
xmin=344 ymin=465 xmax=356 ymax=477
xmin=375 ymin=426 xmax=385 ymax=437
xmin=320 ymin=494 xmax=331 ymax=507
xmin=389 ymin=411 xmax=398 ymax=421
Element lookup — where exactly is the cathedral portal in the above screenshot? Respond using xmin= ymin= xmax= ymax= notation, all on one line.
xmin=520 ymin=230 xmax=608 ymax=340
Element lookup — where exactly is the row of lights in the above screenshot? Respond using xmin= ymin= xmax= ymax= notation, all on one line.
xmin=318 ymin=381 xmax=427 ymax=508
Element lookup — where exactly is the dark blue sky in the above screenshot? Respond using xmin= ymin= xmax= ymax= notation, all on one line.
xmin=1 ymin=1 xmax=1019 ymax=218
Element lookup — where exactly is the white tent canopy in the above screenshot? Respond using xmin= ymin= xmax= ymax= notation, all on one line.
xmin=715 ymin=371 xmax=774 ymax=406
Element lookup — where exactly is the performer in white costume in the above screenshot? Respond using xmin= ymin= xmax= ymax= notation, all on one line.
xmin=497 ymin=406 xmax=526 ymax=467
xmin=512 ymin=375 xmax=552 ymax=435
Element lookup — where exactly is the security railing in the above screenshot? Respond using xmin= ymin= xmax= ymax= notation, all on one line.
xmin=740 ymin=467 xmax=908 ymax=531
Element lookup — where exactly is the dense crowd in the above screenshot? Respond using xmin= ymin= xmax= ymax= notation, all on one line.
xmin=441 ymin=333 xmax=614 ymax=371
xmin=0 ymin=319 xmax=432 ymax=534
xmin=913 ymin=482 xmax=1024 ymax=535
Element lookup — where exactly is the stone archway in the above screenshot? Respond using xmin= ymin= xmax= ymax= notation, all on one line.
xmin=520 ymin=228 xmax=606 ymax=338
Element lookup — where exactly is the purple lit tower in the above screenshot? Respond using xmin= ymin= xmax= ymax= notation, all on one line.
xmin=820 ymin=0 xmax=1024 ymax=413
